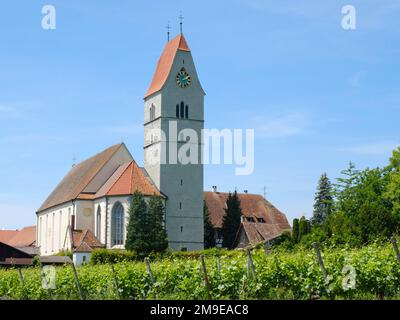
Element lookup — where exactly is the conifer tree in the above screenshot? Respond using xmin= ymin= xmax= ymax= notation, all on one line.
xmin=298 ymin=216 xmax=311 ymax=241
xmin=221 ymin=191 xmax=242 ymax=248
xmin=292 ymin=218 xmax=299 ymax=243
xmin=125 ymin=191 xmax=151 ymax=256
xmin=148 ymin=195 xmax=168 ymax=253
xmin=311 ymin=173 xmax=333 ymax=226
xmin=203 ymin=201 xmax=216 ymax=248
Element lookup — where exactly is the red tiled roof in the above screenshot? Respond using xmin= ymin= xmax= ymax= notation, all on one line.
xmin=204 ymin=192 xmax=291 ymax=231
xmin=38 ymin=144 xmax=124 ymax=212
xmin=7 ymin=226 xmax=36 ymax=247
xmin=106 ymin=161 xmax=162 ymax=197
xmin=0 ymin=230 xmax=19 ymax=244
xmin=144 ymin=34 xmax=190 ymax=99
xmin=0 ymin=226 xmax=36 ymax=248
xmin=72 ymin=229 xmax=104 ymax=252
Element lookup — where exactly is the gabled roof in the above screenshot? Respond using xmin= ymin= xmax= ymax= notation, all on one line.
xmin=0 ymin=241 xmax=34 ymax=263
xmin=144 ymin=34 xmax=190 ymax=99
xmin=204 ymin=192 xmax=291 ymax=231
xmin=72 ymin=229 xmax=104 ymax=252
xmin=38 ymin=144 xmax=125 ymax=212
xmin=238 ymin=221 xmax=285 ymax=246
xmin=81 ymin=160 xmax=163 ymax=199
xmin=0 ymin=230 xmax=19 ymax=245
xmin=106 ymin=160 xmax=162 ymax=197
xmin=6 ymin=226 xmax=36 ymax=247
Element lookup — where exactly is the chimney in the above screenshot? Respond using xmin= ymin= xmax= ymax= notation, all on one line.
xmin=212 ymin=186 xmax=217 ymax=193
xmin=244 ymin=190 xmax=248 ymax=194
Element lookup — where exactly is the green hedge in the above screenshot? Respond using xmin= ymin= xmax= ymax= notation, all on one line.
xmin=91 ymin=249 xmax=136 ymax=264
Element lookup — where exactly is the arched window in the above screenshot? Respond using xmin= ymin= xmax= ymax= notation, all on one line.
xmin=180 ymin=102 xmax=184 ymax=118
xmin=185 ymin=105 xmax=189 ymax=119
xmin=176 ymin=104 xmax=179 ymax=118
xmin=96 ymin=206 xmax=101 ymax=240
xmin=111 ymin=202 xmax=124 ymax=246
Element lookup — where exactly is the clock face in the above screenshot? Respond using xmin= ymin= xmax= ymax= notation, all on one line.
xmin=176 ymin=69 xmax=192 ymax=88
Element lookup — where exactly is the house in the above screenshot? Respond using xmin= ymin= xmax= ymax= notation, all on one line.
xmin=0 ymin=242 xmax=33 ymax=267
xmin=204 ymin=189 xmax=291 ymax=248
xmin=71 ymin=228 xmax=105 ymax=265
xmin=0 ymin=226 xmax=38 ymax=256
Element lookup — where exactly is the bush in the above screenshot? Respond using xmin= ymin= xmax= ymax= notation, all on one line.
xmin=170 ymin=247 xmax=238 ymax=259
xmin=91 ymin=249 xmax=136 ymax=264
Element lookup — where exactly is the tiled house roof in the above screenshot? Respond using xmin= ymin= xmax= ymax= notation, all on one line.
xmin=204 ymin=192 xmax=290 ymax=229
xmin=72 ymin=229 xmax=105 ymax=253
xmin=0 ymin=226 xmax=36 ymax=248
xmin=204 ymin=191 xmax=291 ymax=247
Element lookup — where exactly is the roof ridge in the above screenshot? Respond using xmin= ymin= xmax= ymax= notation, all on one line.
xmin=129 ymin=160 xmax=135 ymax=194
xmin=72 ymin=144 xmax=124 ymax=200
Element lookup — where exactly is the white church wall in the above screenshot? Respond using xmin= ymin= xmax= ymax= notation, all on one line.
xmin=37 ymin=202 xmax=74 ymax=256
xmin=75 ymin=200 xmax=94 ymax=232
xmin=94 ymin=198 xmax=107 ymax=245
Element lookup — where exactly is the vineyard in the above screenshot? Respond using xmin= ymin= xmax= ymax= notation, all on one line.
xmin=1 ymin=242 xmax=400 ymax=300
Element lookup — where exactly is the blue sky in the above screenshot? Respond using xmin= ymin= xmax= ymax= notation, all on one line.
xmin=1 ymin=0 xmax=399 ymax=229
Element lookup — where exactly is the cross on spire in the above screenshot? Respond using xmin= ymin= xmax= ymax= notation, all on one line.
xmin=178 ymin=11 xmax=184 ymax=34
xmin=166 ymin=21 xmax=171 ymax=42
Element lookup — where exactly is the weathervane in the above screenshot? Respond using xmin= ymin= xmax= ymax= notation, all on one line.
xmin=178 ymin=11 xmax=184 ymax=33
xmin=166 ymin=21 xmax=171 ymax=41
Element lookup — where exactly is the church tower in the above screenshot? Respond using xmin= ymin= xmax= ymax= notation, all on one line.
xmin=143 ymin=34 xmax=205 ymax=251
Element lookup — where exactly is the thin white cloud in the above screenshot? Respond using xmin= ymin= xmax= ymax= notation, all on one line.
xmin=347 ymin=70 xmax=366 ymax=88
xmin=339 ymin=141 xmax=399 ymax=155
xmin=254 ymin=111 xmax=309 ymax=138
xmin=0 ymin=105 xmax=22 ymax=118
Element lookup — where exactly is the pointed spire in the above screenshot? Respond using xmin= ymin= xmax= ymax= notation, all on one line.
xmin=165 ymin=22 xmax=171 ymax=42
xmin=144 ymin=34 xmax=190 ymax=99
xmin=178 ymin=11 xmax=184 ymax=34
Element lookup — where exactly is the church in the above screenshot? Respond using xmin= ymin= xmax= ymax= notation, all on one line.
xmin=35 ymin=33 xmax=291 ymax=256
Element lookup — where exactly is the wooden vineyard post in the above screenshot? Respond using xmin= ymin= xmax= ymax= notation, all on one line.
xmin=246 ymin=249 xmax=256 ymax=280
xmin=18 ymin=269 xmax=27 ymax=300
xmin=111 ymin=265 xmax=122 ymax=300
xmin=200 ymin=255 xmax=212 ymax=300
xmin=313 ymin=242 xmax=327 ymax=281
xmin=391 ymin=236 xmax=400 ymax=262
xmin=70 ymin=262 xmax=84 ymax=300
xmin=145 ymin=257 xmax=155 ymax=283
